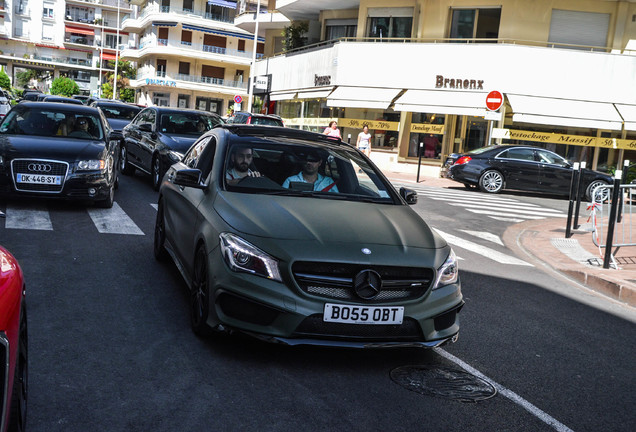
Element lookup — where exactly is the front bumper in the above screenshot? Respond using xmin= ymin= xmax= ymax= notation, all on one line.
xmin=206 ymin=246 xmax=464 ymax=348
xmin=0 ymin=171 xmax=112 ymax=203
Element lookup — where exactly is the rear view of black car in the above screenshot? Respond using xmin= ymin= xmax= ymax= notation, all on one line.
xmin=121 ymin=107 xmax=224 ymax=190
xmin=448 ymin=145 xmax=612 ymax=201
xmin=0 ymin=102 xmax=119 ymax=207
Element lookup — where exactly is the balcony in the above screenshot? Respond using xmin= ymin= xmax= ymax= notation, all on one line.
xmin=124 ymin=4 xmax=235 ymax=30
xmin=128 ymin=37 xmax=262 ymax=62
xmin=64 ymin=35 xmax=96 ymax=47
xmin=66 ymin=0 xmax=132 ymax=11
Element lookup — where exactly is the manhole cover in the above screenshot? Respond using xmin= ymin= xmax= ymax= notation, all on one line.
xmin=390 ymin=365 xmax=497 ymax=403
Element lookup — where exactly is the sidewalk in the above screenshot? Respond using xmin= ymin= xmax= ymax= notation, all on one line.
xmin=385 ymin=171 xmax=636 ymax=308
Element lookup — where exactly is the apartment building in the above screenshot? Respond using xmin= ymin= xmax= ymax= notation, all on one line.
xmin=0 ymin=0 xmax=134 ymax=95
xmin=245 ymin=0 xmax=636 ymax=175
xmin=120 ymin=0 xmax=264 ymax=114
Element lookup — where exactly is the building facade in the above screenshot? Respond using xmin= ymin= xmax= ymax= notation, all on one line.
xmin=120 ymin=0 xmax=264 ymax=115
xmin=246 ymin=0 xmax=636 ymax=176
xmin=0 ymin=0 xmax=135 ymax=95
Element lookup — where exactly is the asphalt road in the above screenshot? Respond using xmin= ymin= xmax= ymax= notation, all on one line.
xmin=1 ymin=173 xmax=634 ymax=432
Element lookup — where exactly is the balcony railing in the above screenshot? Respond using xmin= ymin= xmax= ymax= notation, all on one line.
xmin=64 ymin=36 xmax=95 ymax=46
xmin=31 ymin=55 xmax=93 ymax=67
xmin=66 ymin=0 xmax=132 ymax=8
xmin=138 ymin=38 xmax=262 ymax=59
xmin=139 ymin=5 xmax=235 ymax=24
xmin=137 ymin=72 xmax=247 ymax=89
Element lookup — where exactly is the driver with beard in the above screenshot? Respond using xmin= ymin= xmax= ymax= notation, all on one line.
xmin=225 ymin=145 xmax=262 ymax=185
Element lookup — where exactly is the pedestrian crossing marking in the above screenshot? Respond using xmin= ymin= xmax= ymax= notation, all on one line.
xmin=150 ymin=203 xmax=158 ymax=211
xmin=490 ymin=216 xmax=525 ymax=223
xmin=87 ymin=202 xmax=144 ymax=235
xmin=5 ymin=204 xmax=53 ymax=231
xmin=461 ymin=230 xmax=504 ymax=246
xmin=464 ymin=208 xmax=546 ymax=219
xmin=447 ymin=202 xmax=565 ymax=217
xmin=434 ymin=228 xmax=532 ymax=266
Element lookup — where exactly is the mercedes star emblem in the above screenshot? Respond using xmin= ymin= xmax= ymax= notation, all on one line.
xmin=353 ymin=269 xmax=382 ymax=300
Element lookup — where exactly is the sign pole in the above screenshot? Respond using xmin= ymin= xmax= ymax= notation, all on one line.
xmin=246 ymin=0 xmax=261 ymax=113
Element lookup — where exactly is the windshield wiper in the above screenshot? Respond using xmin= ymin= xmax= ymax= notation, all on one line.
xmin=264 ymin=190 xmax=349 ymax=199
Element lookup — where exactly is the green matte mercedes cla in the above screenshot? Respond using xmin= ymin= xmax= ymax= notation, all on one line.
xmin=154 ymin=125 xmax=463 ymax=348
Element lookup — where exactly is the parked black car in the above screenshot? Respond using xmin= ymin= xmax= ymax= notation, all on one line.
xmin=121 ymin=107 xmax=224 ymax=190
xmin=0 ymin=102 xmax=119 ymax=207
xmin=42 ymin=96 xmax=84 ymax=105
xmin=90 ymin=100 xmax=141 ymax=133
xmin=154 ymin=125 xmax=462 ymax=347
xmin=227 ymin=111 xmax=284 ymax=127
xmin=448 ymin=145 xmax=613 ymax=201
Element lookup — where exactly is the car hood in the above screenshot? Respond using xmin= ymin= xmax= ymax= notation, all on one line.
xmin=214 ymin=192 xmax=445 ymax=249
xmin=0 ymin=135 xmax=105 ymax=160
xmin=160 ymin=133 xmax=198 ymax=153
xmin=106 ymin=118 xmax=131 ymax=132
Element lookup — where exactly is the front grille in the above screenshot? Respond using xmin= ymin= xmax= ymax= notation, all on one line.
xmin=11 ymin=159 xmax=69 ymax=193
xmin=294 ymin=314 xmax=423 ymax=341
xmin=292 ymin=261 xmax=434 ymax=302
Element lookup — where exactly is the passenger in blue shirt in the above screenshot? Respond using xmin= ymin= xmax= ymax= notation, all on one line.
xmin=282 ymin=151 xmax=339 ymax=193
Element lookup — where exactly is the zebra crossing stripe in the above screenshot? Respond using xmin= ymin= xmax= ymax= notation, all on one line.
xmin=489 ymin=216 xmax=525 ymax=223
xmin=87 ymin=202 xmax=144 ymax=235
xmin=464 ymin=208 xmax=546 ymax=219
xmin=460 ymin=230 xmax=504 ymax=246
xmin=434 ymin=228 xmax=532 ymax=266
xmin=447 ymin=202 xmax=565 ymax=217
xmin=419 ymin=190 xmax=526 ymax=204
xmin=4 ymin=204 xmax=53 ymax=231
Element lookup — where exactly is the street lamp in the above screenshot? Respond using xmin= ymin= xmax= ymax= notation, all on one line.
xmin=246 ymin=0 xmax=261 ymax=112
xmin=112 ymin=0 xmax=121 ymax=100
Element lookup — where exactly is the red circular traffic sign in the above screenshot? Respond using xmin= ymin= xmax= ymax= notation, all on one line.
xmin=234 ymin=95 xmax=243 ymax=104
xmin=485 ymin=91 xmax=503 ymax=111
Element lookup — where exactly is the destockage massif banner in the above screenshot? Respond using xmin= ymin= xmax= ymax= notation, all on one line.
xmin=494 ymin=129 xmax=636 ymax=150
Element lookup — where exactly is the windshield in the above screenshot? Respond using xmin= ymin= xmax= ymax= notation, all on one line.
xmin=0 ymin=105 xmax=104 ymax=140
xmin=250 ymin=116 xmax=283 ymax=127
xmin=160 ymin=113 xmax=224 ymax=136
xmin=99 ymin=104 xmax=141 ymax=120
xmin=223 ymin=139 xmax=397 ymax=204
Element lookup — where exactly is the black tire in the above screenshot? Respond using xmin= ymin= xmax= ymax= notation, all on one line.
xmin=479 ymin=170 xmax=504 ymax=194
xmin=8 ymin=301 xmax=28 ymax=432
xmin=154 ymin=198 xmax=168 ymax=261
xmin=190 ymin=245 xmax=212 ymax=337
xmin=119 ymin=145 xmax=134 ymax=175
xmin=586 ymin=180 xmax=609 ymax=202
xmin=152 ymin=156 xmax=163 ymax=191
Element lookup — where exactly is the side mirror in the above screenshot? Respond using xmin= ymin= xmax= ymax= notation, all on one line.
xmin=174 ymin=168 xmax=206 ymax=189
xmin=399 ymin=187 xmax=418 ymax=205
xmin=139 ymin=123 xmax=153 ymax=133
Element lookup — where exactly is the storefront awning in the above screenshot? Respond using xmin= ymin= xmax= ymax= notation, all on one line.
xmin=182 ymin=24 xmax=265 ymax=42
xmin=270 ymin=91 xmax=297 ymax=101
xmin=101 ymin=52 xmax=118 ymax=61
xmin=296 ymin=87 xmax=334 ymax=99
xmin=152 ymin=22 xmax=178 ymax=27
xmin=327 ymin=87 xmax=402 ymax=110
xmin=207 ymin=0 xmax=236 ymax=8
xmin=393 ymin=89 xmax=488 ymax=116
xmin=65 ymin=26 xmax=94 ymax=36
xmin=615 ymin=104 xmax=636 ymax=132
xmin=508 ymin=94 xmax=624 ymax=131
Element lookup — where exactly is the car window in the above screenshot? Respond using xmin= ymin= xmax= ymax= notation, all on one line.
xmin=250 ymin=116 xmax=283 ymax=127
xmin=0 ymin=106 xmax=103 ymax=140
xmin=536 ymin=150 xmax=566 ymax=165
xmin=183 ymin=136 xmax=217 ymax=178
xmin=159 ymin=113 xmax=223 ymax=135
xmin=223 ymin=139 xmax=396 ymax=204
xmin=99 ymin=104 xmax=141 ymax=120
xmin=500 ymin=148 xmax=535 ymax=161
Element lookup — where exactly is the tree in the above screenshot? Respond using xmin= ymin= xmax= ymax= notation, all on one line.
xmin=0 ymin=69 xmax=10 ymax=90
xmin=50 ymin=77 xmax=80 ymax=97
xmin=16 ymin=69 xmax=39 ymax=88
xmin=102 ymin=60 xmax=137 ymax=101
xmin=282 ymin=22 xmax=309 ymax=52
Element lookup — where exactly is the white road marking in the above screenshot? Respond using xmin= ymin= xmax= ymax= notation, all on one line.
xmin=434 ymin=348 xmax=574 ymax=432
xmin=449 ymin=203 xmax=565 ymax=217
xmin=87 ymin=202 xmax=144 ymax=235
xmin=421 ymin=190 xmax=526 ymax=204
xmin=4 ymin=204 xmax=53 ymax=230
xmin=464 ymin=209 xmax=546 ymax=220
xmin=433 ymin=228 xmax=532 ymax=266
xmin=150 ymin=203 xmax=158 ymax=210
xmin=490 ymin=216 xmax=525 ymax=223
xmin=461 ymin=230 xmax=504 ymax=246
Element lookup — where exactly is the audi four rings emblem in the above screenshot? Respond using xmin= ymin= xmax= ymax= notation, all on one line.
xmin=28 ymin=163 xmax=52 ymax=172
xmin=353 ymin=269 xmax=382 ymax=300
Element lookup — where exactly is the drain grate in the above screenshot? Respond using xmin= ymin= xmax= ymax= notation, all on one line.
xmin=390 ymin=365 xmax=497 ymax=403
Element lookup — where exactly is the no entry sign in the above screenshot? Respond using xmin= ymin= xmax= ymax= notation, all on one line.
xmin=485 ymin=91 xmax=503 ymax=111
xmin=234 ymin=95 xmax=243 ymax=104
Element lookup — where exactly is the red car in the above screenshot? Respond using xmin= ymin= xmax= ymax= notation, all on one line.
xmin=0 ymin=245 xmax=27 ymax=432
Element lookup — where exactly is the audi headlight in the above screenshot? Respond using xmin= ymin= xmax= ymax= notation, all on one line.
xmin=77 ymin=160 xmax=105 ymax=171
xmin=219 ymin=233 xmax=282 ymax=282
xmin=433 ymin=249 xmax=458 ymax=290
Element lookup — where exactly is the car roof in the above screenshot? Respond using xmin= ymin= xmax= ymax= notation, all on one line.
xmin=149 ymin=107 xmax=222 ymax=117
xmin=18 ymin=101 xmax=102 ymax=113
xmin=214 ymin=124 xmax=344 ymax=146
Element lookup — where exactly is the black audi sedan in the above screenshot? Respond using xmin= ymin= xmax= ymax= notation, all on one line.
xmin=121 ymin=107 xmax=224 ymax=190
xmin=90 ymin=100 xmax=141 ymax=133
xmin=448 ymin=145 xmax=613 ymax=201
xmin=154 ymin=125 xmax=463 ymax=348
xmin=0 ymin=102 xmax=119 ymax=207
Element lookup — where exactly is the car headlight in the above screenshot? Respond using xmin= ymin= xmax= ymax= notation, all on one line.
xmin=219 ymin=233 xmax=282 ymax=282
xmin=168 ymin=151 xmax=183 ymax=163
xmin=77 ymin=159 xmax=105 ymax=171
xmin=433 ymin=249 xmax=458 ymax=290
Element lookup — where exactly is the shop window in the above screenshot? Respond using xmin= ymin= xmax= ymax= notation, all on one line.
xmin=372 ymin=112 xmax=400 ymax=150
xmin=153 ymin=92 xmax=170 ymax=107
xmin=450 ymin=8 xmax=501 ymax=40
xmin=326 ymin=19 xmax=357 ymax=41
xmin=409 ymin=113 xmax=445 ymax=158
xmin=367 ymin=8 xmax=413 ymax=39
xmin=178 ymin=94 xmax=190 ymax=109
